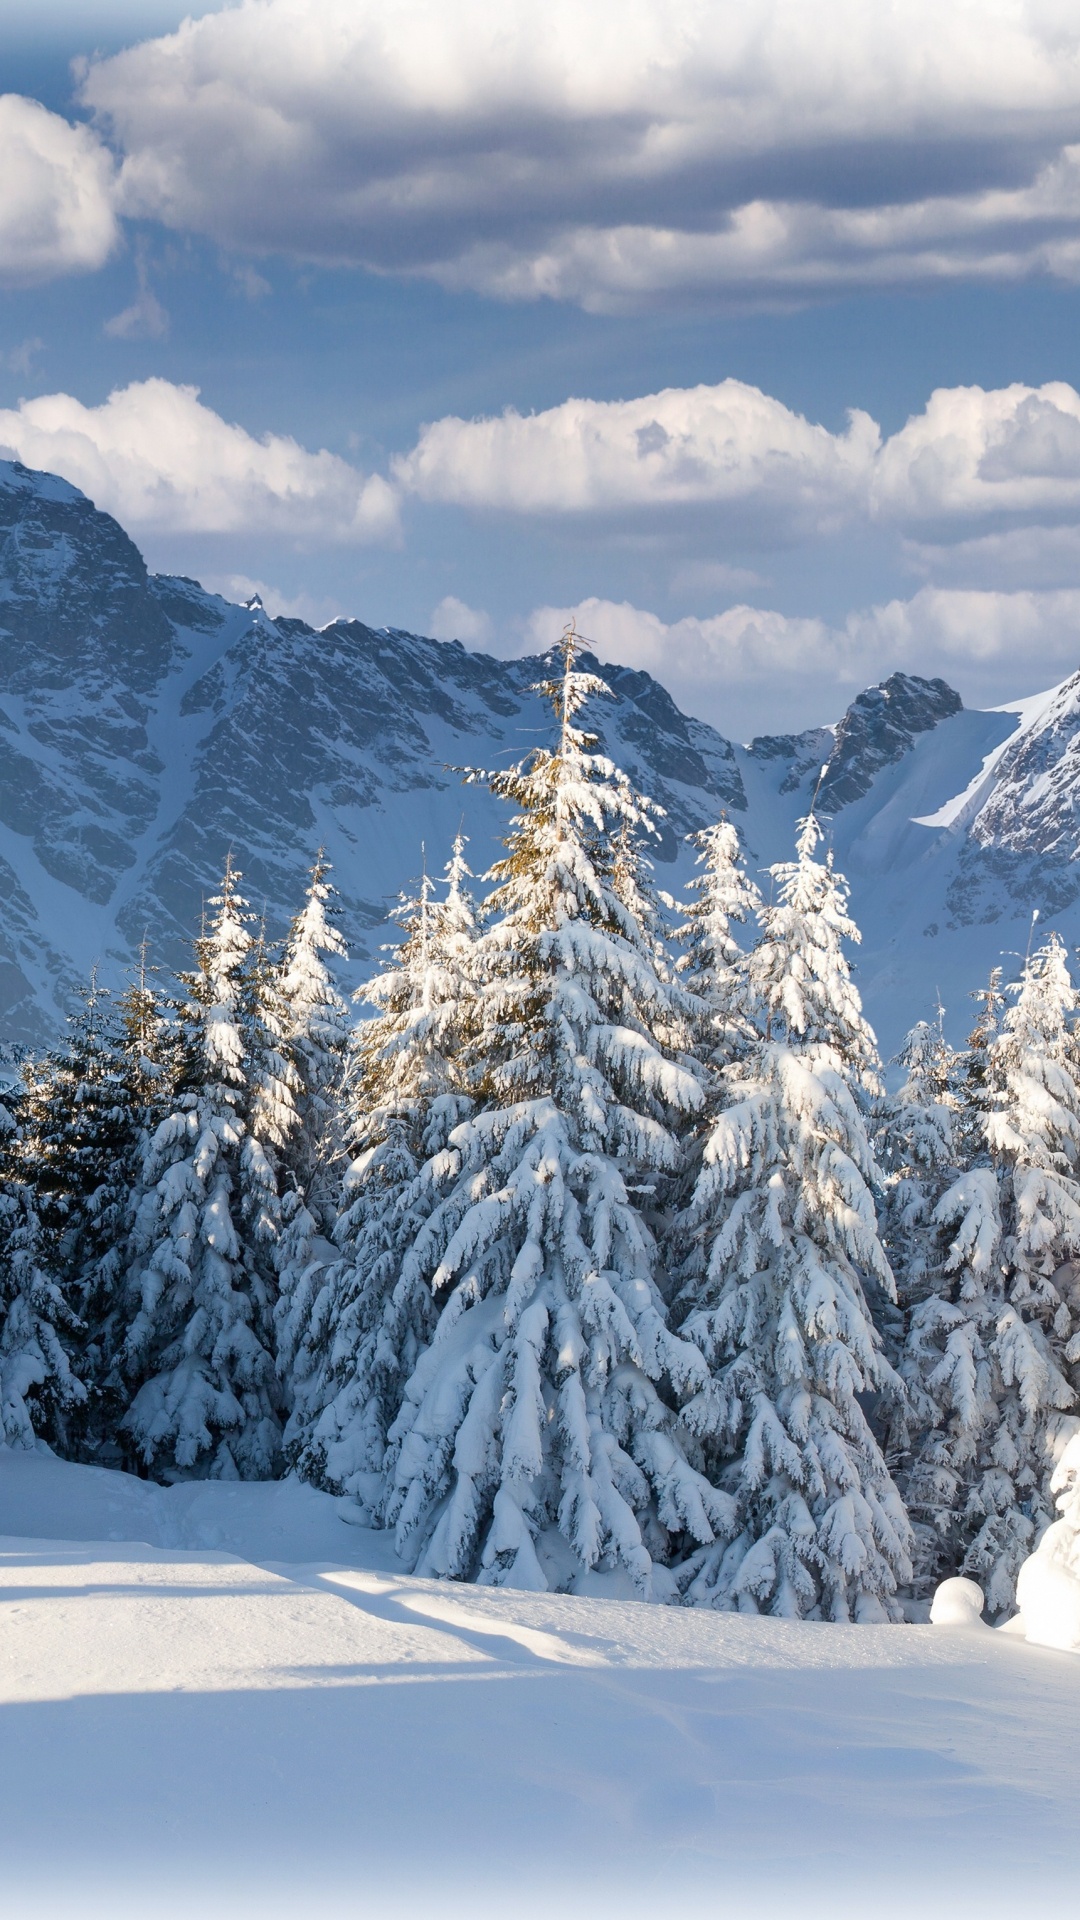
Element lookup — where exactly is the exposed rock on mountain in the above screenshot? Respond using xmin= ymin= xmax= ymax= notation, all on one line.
xmin=818 ymin=672 xmax=963 ymax=814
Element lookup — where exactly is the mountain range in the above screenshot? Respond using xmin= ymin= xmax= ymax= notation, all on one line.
xmin=1 ymin=453 xmax=1078 ymax=1058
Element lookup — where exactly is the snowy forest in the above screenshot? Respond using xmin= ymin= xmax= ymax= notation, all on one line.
xmin=1 ymin=629 xmax=1076 ymax=1625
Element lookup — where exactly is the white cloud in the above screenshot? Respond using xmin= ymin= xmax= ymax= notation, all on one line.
xmin=393 ymin=374 xmax=1080 ymax=568
xmin=428 ymin=596 xmax=493 ymax=646
xmin=903 ymin=523 xmax=1080 ymax=589
xmin=874 ymin=382 xmax=1080 ymax=526
xmin=0 ymin=379 xmax=400 ymax=544
xmin=513 ymin=588 xmax=1080 ymax=734
xmin=0 ymin=94 xmax=118 ymax=286
xmin=75 ymin=0 xmax=1080 ymax=307
xmin=395 ymin=381 xmax=878 ymax=539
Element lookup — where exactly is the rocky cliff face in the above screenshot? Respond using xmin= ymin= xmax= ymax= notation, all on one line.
xmin=0 ymin=454 xmax=1077 ymax=1053
xmin=818 ymin=672 xmax=963 ymax=814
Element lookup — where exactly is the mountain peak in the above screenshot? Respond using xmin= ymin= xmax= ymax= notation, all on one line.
xmin=818 ymin=671 xmax=963 ymax=814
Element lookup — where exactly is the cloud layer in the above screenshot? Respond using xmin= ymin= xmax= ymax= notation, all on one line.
xmin=517 ymin=588 xmax=1080 ymax=731
xmin=397 ymin=376 xmax=1080 ymax=554
xmin=11 ymin=369 xmax=1080 ymax=565
xmin=77 ymin=0 xmax=1080 ymax=307
xmin=0 ymin=95 xmax=118 ymax=286
xmin=4 ymin=367 xmax=1080 ymax=732
xmin=395 ymin=382 xmax=878 ymax=538
xmin=0 ymin=379 xmax=398 ymax=544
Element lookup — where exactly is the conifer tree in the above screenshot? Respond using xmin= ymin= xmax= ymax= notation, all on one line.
xmin=668 ymin=817 xmax=764 ymax=1309
xmin=925 ymin=936 xmax=1080 ymax=1610
xmin=121 ymin=860 xmax=282 ymax=1478
xmin=900 ymin=936 xmax=1080 ymax=1612
xmin=272 ymin=855 xmax=352 ymax=1434
xmin=0 ymin=1050 xmax=85 ymax=1451
xmin=677 ymin=812 xmax=913 ymax=1620
xmin=0 ymin=956 xmax=181 ymax=1458
xmin=285 ymin=842 xmax=478 ymax=1501
xmin=677 ymin=817 xmax=762 ymax=1068
xmin=880 ymin=1015 xmax=960 ymax=1355
xmin=277 ymin=852 xmax=350 ymax=1218
xmin=379 ymin=631 xmax=730 ymax=1595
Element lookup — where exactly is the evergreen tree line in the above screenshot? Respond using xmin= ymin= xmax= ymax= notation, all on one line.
xmin=2 ymin=631 xmax=1079 ymax=1622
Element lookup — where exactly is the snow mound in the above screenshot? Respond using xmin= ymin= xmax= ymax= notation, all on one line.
xmin=929 ymin=1576 xmax=988 ymax=1628
xmin=1015 ymin=1431 xmax=1080 ymax=1652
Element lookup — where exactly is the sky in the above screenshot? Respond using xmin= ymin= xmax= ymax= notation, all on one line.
xmin=6 ymin=2 xmax=1080 ymax=737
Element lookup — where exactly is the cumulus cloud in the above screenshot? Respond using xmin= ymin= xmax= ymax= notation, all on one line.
xmin=0 ymin=379 xmax=399 ymax=544
xmin=514 ymin=588 xmax=1080 ymax=734
xmin=874 ymin=382 xmax=1080 ymax=526
xmin=0 ymin=94 xmax=118 ymax=286
xmin=395 ymin=381 xmax=878 ymax=539
xmin=428 ymin=596 xmax=494 ymax=646
xmin=392 ymin=375 xmax=1080 ymax=568
xmin=74 ymin=0 xmax=1080 ymax=307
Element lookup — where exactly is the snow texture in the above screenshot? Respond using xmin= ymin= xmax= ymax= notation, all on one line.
xmin=0 ymin=1443 xmax=1075 ymax=1918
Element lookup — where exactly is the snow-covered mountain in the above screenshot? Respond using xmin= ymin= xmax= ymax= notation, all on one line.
xmin=1 ymin=453 xmax=1078 ymax=1054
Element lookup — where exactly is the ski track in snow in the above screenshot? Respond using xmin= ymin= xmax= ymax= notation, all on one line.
xmin=0 ymin=1448 xmax=1075 ymax=1918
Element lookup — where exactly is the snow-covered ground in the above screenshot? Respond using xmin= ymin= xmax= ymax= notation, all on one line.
xmin=0 ymin=1450 xmax=1075 ymax=1918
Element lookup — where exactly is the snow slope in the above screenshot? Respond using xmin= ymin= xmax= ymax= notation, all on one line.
xmin=0 ymin=1448 xmax=1075 ymax=1918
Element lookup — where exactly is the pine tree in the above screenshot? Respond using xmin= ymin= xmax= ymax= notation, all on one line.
xmin=380 ymin=631 xmax=730 ymax=1595
xmin=0 ymin=954 xmax=183 ymax=1459
xmin=677 ymin=816 xmax=762 ymax=1068
xmin=677 ymin=812 xmax=913 ymax=1620
xmin=668 ymin=817 xmax=764 ymax=1312
xmin=272 ymin=855 xmax=352 ymax=1439
xmin=121 ymin=860 xmax=282 ymax=1479
xmin=902 ymin=936 xmax=1080 ymax=1614
xmin=285 ymin=842 xmax=478 ymax=1503
xmin=0 ymin=1051 xmax=85 ymax=1451
xmin=277 ymin=852 xmax=350 ymax=1219
xmin=877 ymin=1014 xmax=965 ymax=1585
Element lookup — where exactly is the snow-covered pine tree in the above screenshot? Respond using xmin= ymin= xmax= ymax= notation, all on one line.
xmin=677 ymin=810 xmax=913 ymax=1620
xmin=285 ymin=841 xmax=478 ymax=1503
xmin=957 ymin=965 xmax=1006 ymax=1163
xmin=271 ymin=855 xmax=352 ymax=1439
xmin=73 ymin=951 xmax=181 ymax=1459
xmin=381 ymin=629 xmax=731 ymax=1596
xmin=881 ymin=1015 xmax=960 ymax=1352
xmin=667 ymin=817 xmax=764 ymax=1309
xmin=875 ymin=1013 xmax=967 ymax=1585
xmin=121 ymin=859 xmax=282 ymax=1479
xmin=901 ymin=935 xmax=1080 ymax=1613
xmin=277 ymin=853 xmax=350 ymax=1218
xmin=0 ymin=1043 xmax=85 ymax=1451
xmin=0 ymin=952 xmax=183 ymax=1459
xmin=677 ymin=816 xmax=762 ymax=1068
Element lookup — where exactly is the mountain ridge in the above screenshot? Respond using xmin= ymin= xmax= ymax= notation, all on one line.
xmin=0 ymin=453 xmax=1077 ymax=1055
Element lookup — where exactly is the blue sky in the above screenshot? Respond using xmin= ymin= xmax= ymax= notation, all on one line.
xmin=5 ymin=0 xmax=1080 ymax=736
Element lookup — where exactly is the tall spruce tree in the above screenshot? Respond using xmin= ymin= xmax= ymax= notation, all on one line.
xmin=272 ymin=855 xmax=352 ymax=1435
xmin=677 ymin=817 xmax=762 ymax=1068
xmin=278 ymin=853 xmax=350 ymax=1217
xmin=904 ymin=935 xmax=1080 ymax=1613
xmin=0 ymin=1047 xmax=85 ymax=1451
xmin=285 ymin=842 xmax=478 ymax=1501
xmin=379 ymin=631 xmax=730 ymax=1595
xmin=121 ymin=860 xmax=282 ymax=1478
xmin=677 ymin=812 xmax=913 ymax=1620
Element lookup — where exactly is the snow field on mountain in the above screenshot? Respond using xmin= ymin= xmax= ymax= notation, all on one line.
xmin=0 ymin=1448 xmax=1076 ymax=1919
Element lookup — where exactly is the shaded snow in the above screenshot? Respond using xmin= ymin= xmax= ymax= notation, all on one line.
xmin=0 ymin=1447 xmax=1075 ymax=1917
